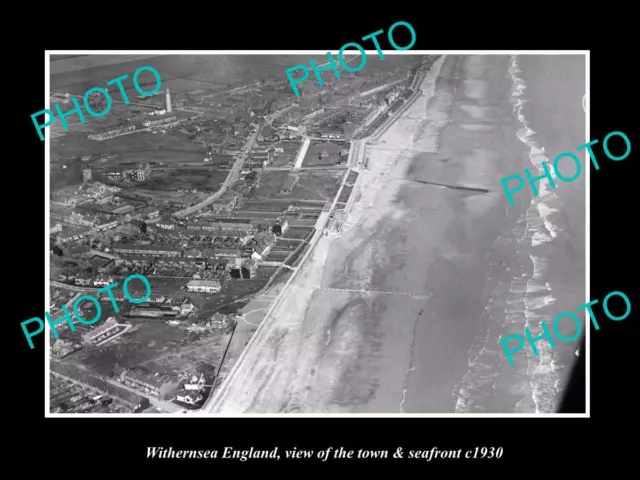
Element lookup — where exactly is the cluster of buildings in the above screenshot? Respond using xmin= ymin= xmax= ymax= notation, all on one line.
xmin=50 ymin=374 xmax=140 ymax=414
xmin=114 ymin=365 xmax=180 ymax=400
xmin=81 ymin=317 xmax=131 ymax=346
xmin=102 ymin=163 xmax=151 ymax=182
xmin=112 ymin=365 xmax=210 ymax=406
xmin=127 ymin=296 xmax=196 ymax=318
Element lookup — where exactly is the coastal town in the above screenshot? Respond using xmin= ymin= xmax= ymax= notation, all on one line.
xmin=48 ymin=53 xmax=438 ymax=414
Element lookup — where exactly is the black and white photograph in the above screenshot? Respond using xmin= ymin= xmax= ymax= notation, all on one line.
xmin=44 ymin=51 xmax=588 ymax=416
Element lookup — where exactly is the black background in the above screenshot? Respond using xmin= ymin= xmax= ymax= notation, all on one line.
xmin=8 ymin=12 xmax=636 ymax=468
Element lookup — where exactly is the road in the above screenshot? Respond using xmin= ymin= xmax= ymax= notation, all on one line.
xmin=50 ymin=281 xmax=96 ymax=293
xmin=293 ymin=138 xmax=311 ymax=170
xmin=173 ymin=131 xmax=259 ymax=218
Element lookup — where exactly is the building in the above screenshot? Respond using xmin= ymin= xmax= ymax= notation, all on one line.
xmin=93 ymin=275 xmax=113 ymax=287
xmin=180 ymin=303 xmax=196 ymax=315
xmin=114 ymin=244 xmax=181 ymax=257
xmin=115 ymin=367 xmax=179 ymax=400
xmin=186 ymin=279 xmax=221 ymax=294
xmin=105 ymin=169 xmax=123 ymax=180
xmin=211 ymin=195 xmax=237 ymax=215
xmin=132 ymin=165 xmax=150 ymax=181
xmin=128 ymin=305 xmax=179 ymax=318
xmin=176 ymin=391 xmax=203 ymax=405
xmin=220 ymin=149 xmax=242 ymax=156
xmin=184 ymin=373 xmax=206 ymax=391
xmin=82 ymin=317 xmax=119 ymax=345
xmin=51 ymin=92 xmax=70 ymax=104
xmin=75 ymin=275 xmax=93 ymax=286
xmin=139 ymin=206 xmax=160 ymax=220
xmin=82 ymin=168 xmax=92 ymax=183
xmin=94 ymin=218 xmax=118 ymax=232
xmin=50 ymin=222 xmax=63 ymax=234
xmin=156 ymin=220 xmax=175 ymax=230
xmin=96 ymin=192 xmax=113 ymax=205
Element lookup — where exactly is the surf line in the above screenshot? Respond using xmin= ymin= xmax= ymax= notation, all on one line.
xmin=499 ymin=290 xmax=632 ymax=366
xmin=500 ymin=130 xmax=632 ymax=207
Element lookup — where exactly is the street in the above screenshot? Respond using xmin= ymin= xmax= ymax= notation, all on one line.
xmin=173 ymin=130 xmax=259 ymax=218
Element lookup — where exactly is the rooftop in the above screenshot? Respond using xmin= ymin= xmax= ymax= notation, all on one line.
xmin=186 ymin=279 xmax=221 ymax=287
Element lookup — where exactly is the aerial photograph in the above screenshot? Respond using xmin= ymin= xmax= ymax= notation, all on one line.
xmin=47 ymin=52 xmax=586 ymax=414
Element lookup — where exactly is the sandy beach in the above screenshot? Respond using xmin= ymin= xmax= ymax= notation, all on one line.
xmin=208 ymin=54 xmax=585 ymax=413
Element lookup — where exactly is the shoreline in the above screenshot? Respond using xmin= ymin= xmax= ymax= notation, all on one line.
xmin=204 ymin=58 xmax=446 ymax=413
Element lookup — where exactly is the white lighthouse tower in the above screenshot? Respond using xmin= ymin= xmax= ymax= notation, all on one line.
xmin=165 ymin=88 xmax=172 ymax=113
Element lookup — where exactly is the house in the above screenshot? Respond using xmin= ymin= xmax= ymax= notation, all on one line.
xmin=128 ymin=305 xmax=179 ymax=318
xmin=180 ymin=303 xmax=196 ymax=315
xmin=114 ymin=244 xmax=181 ymax=257
xmin=75 ymin=275 xmax=93 ymax=286
xmin=184 ymin=373 xmax=206 ymax=391
xmin=207 ymin=313 xmax=234 ymax=330
xmin=93 ymin=275 xmax=113 ymax=287
xmin=211 ymin=195 xmax=237 ymax=215
xmin=96 ymin=192 xmax=113 ymax=205
xmin=151 ymin=295 xmax=167 ymax=304
xmin=186 ymin=279 xmax=221 ymax=294
xmin=105 ymin=168 xmax=123 ymax=180
xmin=116 ymin=367 xmax=179 ymax=400
xmin=94 ymin=218 xmax=118 ymax=232
xmin=245 ymin=171 xmax=261 ymax=183
xmin=82 ymin=317 xmax=120 ymax=345
xmin=176 ymin=390 xmax=203 ymax=405
xmin=139 ymin=206 xmax=160 ymax=220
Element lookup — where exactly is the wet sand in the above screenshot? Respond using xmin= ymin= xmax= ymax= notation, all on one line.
xmin=209 ymin=55 xmax=585 ymax=413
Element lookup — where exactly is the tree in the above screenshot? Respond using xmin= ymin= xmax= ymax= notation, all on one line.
xmin=140 ymin=222 xmax=147 ymax=234
xmin=52 ymin=245 xmax=64 ymax=257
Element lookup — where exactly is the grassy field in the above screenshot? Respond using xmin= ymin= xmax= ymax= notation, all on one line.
xmin=142 ymin=169 xmax=228 ymax=193
xmin=303 ymin=140 xmax=347 ymax=167
xmin=249 ymin=171 xmax=291 ymax=198
xmin=50 ymin=124 xmax=222 ymax=192
xmin=294 ymin=171 xmax=344 ymax=201
xmin=248 ymin=170 xmax=343 ymax=202
xmin=51 ymin=120 xmax=195 ymax=163
xmin=67 ymin=319 xmax=229 ymax=377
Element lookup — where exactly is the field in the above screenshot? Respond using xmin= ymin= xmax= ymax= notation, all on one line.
xmin=47 ymin=102 xmax=197 ymax=152
xmin=294 ymin=171 xmax=344 ymax=201
xmin=302 ymin=140 xmax=348 ymax=167
xmin=51 ymin=120 xmax=196 ymax=163
xmin=66 ymin=319 xmax=230 ymax=378
xmin=270 ymin=141 xmax=301 ymax=167
xmin=250 ymin=170 xmax=342 ymax=202
xmin=142 ymin=169 xmax=228 ymax=193
xmin=50 ymin=123 xmax=231 ymax=194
